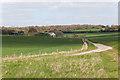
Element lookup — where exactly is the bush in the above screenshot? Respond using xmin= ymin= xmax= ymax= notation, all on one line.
xmin=34 ymin=33 xmax=50 ymax=37
xmin=28 ymin=28 xmax=37 ymax=32
xmin=25 ymin=33 xmax=51 ymax=37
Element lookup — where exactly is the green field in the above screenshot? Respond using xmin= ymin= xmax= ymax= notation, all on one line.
xmin=2 ymin=32 xmax=119 ymax=78
xmin=72 ymin=29 xmax=101 ymax=32
xmin=2 ymin=36 xmax=84 ymax=57
xmin=64 ymin=32 xmax=118 ymax=37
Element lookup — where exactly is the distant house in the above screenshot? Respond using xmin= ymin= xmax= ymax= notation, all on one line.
xmin=49 ymin=30 xmax=64 ymax=38
xmin=48 ymin=32 xmax=56 ymax=37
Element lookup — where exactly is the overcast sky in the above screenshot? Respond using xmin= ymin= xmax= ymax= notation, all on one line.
xmin=1 ymin=1 xmax=118 ymax=27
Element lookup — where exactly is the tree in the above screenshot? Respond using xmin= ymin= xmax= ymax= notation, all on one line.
xmin=28 ymin=28 xmax=37 ymax=32
xmin=18 ymin=31 xmax=24 ymax=34
xmin=2 ymin=30 xmax=8 ymax=34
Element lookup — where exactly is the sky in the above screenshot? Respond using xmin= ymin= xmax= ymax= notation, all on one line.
xmin=1 ymin=0 xmax=118 ymax=27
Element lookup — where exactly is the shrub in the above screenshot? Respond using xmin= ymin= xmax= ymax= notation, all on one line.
xmin=34 ymin=33 xmax=50 ymax=37
xmin=28 ymin=28 xmax=37 ymax=32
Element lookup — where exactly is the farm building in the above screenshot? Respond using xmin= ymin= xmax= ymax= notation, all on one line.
xmin=50 ymin=31 xmax=64 ymax=38
xmin=48 ymin=32 xmax=56 ymax=37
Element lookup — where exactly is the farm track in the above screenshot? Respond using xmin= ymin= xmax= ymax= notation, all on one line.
xmin=2 ymin=39 xmax=112 ymax=60
xmin=66 ymin=39 xmax=112 ymax=56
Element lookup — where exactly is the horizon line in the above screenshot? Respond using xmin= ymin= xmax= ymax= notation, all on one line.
xmin=0 ymin=23 xmax=118 ymax=27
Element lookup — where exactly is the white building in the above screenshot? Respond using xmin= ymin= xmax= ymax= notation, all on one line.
xmin=48 ymin=32 xmax=56 ymax=37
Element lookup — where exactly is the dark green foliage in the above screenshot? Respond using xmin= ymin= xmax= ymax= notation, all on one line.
xmin=18 ymin=31 xmax=24 ymax=34
xmin=28 ymin=28 xmax=37 ymax=32
xmin=34 ymin=33 xmax=50 ymax=37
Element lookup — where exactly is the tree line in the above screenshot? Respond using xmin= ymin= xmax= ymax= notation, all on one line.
xmin=1 ymin=24 xmax=120 ymax=35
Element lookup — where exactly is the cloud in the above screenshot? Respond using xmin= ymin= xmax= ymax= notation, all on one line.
xmin=1 ymin=2 xmax=118 ymax=26
xmin=49 ymin=2 xmax=118 ymax=11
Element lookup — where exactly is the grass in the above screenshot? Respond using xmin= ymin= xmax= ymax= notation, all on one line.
xmin=2 ymin=32 xmax=119 ymax=78
xmin=72 ymin=29 xmax=101 ymax=32
xmin=2 ymin=52 xmax=117 ymax=78
xmin=2 ymin=53 xmax=108 ymax=78
xmin=100 ymin=53 xmax=118 ymax=78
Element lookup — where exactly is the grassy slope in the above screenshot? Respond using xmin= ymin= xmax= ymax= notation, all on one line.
xmin=2 ymin=36 xmax=85 ymax=57
xmin=2 ymin=32 xmax=119 ymax=78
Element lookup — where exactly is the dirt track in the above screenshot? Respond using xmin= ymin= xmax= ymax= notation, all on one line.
xmin=66 ymin=39 xmax=112 ymax=56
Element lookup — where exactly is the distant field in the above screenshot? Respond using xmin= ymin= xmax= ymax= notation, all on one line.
xmin=72 ymin=29 xmax=101 ymax=32
xmin=64 ymin=32 xmax=118 ymax=36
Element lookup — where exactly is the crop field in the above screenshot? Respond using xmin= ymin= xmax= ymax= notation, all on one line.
xmin=2 ymin=32 xmax=119 ymax=78
xmin=72 ymin=29 xmax=101 ymax=32
xmin=2 ymin=36 xmax=85 ymax=57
